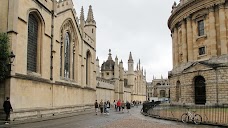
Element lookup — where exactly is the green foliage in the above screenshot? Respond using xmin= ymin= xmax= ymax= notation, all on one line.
xmin=0 ymin=33 xmax=10 ymax=81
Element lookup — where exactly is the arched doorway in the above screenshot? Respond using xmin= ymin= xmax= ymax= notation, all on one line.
xmin=194 ymin=76 xmax=206 ymax=104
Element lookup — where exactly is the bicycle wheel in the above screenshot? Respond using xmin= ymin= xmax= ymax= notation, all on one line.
xmin=193 ymin=114 xmax=202 ymax=124
xmin=181 ymin=113 xmax=189 ymax=123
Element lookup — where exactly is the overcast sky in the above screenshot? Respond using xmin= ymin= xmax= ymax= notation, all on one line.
xmin=73 ymin=0 xmax=178 ymax=82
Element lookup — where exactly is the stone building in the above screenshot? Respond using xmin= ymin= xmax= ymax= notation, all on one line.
xmin=96 ymin=50 xmax=147 ymax=103
xmin=168 ymin=0 xmax=228 ymax=105
xmin=0 ymin=0 xmax=97 ymax=120
xmin=147 ymin=76 xmax=170 ymax=101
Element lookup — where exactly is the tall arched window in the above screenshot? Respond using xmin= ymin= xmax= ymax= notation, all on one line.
xmin=86 ymin=51 xmax=91 ymax=85
xmin=27 ymin=14 xmax=38 ymax=72
xmin=64 ymin=33 xmax=70 ymax=78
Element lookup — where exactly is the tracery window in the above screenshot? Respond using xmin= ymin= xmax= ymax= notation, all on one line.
xmin=27 ymin=14 xmax=38 ymax=72
xmin=64 ymin=33 xmax=70 ymax=78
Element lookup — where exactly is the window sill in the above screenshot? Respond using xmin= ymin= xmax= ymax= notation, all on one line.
xmin=27 ymin=71 xmax=41 ymax=77
xmin=196 ymin=35 xmax=207 ymax=41
xmin=198 ymin=53 xmax=207 ymax=58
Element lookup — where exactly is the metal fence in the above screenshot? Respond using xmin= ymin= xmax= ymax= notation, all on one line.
xmin=145 ymin=104 xmax=228 ymax=126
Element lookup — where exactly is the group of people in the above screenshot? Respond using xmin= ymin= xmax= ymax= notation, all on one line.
xmin=94 ymin=100 xmax=111 ymax=115
xmin=94 ymin=99 xmax=131 ymax=115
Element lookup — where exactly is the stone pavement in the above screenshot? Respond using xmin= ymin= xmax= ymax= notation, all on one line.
xmin=0 ymin=106 xmax=222 ymax=128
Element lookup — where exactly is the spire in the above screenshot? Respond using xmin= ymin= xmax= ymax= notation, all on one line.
xmin=128 ymin=52 xmax=133 ymax=63
xmin=108 ymin=49 xmax=112 ymax=60
xmin=86 ymin=5 xmax=96 ymax=24
xmin=96 ymin=56 xmax=99 ymax=61
xmin=139 ymin=59 xmax=141 ymax=70
xmin=80 ymin=6 xmax=84 ymax=21
xmin=115 ymin=55 xmax=118 ymax=60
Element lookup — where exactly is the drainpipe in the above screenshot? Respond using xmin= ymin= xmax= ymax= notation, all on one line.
xmin=50 ymin=2 xmax=54 ymax=81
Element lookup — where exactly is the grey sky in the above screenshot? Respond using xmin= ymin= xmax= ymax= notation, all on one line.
xmin=73 ymin=0 xmax=178 ymax=82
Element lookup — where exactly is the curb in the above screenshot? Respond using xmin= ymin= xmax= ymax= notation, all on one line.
xmin=0 ymin=109 xmax=94 ymax=127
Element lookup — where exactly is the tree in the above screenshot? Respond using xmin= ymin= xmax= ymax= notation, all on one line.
xmin=0 ymin=33 xmax=10 ymax=81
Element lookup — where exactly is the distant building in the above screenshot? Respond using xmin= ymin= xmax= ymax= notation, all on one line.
xmin=147 ymin=76 xmax=170 ymax=102
xmin=96 ymin=50 xmax=147 ymax=102
xmin=168 ymin=0 xmax=228 ymax=105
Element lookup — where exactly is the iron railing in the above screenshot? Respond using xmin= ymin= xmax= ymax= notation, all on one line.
xmin=144 ymin=104 xmax=228 ymax=126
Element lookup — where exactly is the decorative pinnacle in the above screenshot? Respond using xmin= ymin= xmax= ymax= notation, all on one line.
xmin=80 ymin=6 xmax=84 ymax=20
xmin=86 ymin=5 xmax=95 ymax=23
xmin=128 ymin=52 xmax=133 ymax=62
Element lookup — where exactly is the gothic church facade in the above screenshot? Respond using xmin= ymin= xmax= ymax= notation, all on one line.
xmin=0 ymin=0 xmax=97 ymax=120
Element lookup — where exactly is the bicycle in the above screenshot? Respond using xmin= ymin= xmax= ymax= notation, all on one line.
xmin=181 ymin=107 xmax=202 ymax=124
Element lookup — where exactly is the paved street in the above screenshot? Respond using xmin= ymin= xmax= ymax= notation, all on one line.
xmin=0 ymin=106 xmax=223 ymax=128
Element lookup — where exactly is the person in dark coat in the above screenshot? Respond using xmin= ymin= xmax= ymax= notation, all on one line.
xmin=126 ymin=101 xmax=131 ymax=113
xmin=3 ymin=97 xmax=13 ymax=124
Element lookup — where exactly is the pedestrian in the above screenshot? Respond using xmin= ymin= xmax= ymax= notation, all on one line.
xmin=104 ymin=102 xmax=107 ymax=114
xmin=121 ymin=100 xmax=125 ymax=113
xmin=94 ymin=100 xmax=99 ymax=115
xmin=106 ymin=100 xmax=111 ymax=115
xmin=3 ymin=97 xmax=13 ymax=124
xmin=126 ymin=101 xmax=131 ymax=113
xmin=113 ymin=100 xmax=117 ymax=111
xmin=117 ymin=99 xmax=121 ymax=111
xmin=99 ymin=100 xmax=104 ymax=114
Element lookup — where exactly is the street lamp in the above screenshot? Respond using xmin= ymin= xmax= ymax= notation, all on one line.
xmin=8 ymin=51 xmax=15 ymax=73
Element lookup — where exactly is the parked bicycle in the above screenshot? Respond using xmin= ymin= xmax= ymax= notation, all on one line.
xmin=181 ymin=107 xmax=202 ymax=124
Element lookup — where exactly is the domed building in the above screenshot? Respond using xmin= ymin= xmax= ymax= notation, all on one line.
xmin=168 ymin=0 xmax=228 ymax=105
xmin=95 ymin=50 xmax=147 ymax=102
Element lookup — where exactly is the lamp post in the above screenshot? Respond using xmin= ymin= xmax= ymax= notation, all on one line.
xmin=8 ymin=51 xmax=15 ymax=75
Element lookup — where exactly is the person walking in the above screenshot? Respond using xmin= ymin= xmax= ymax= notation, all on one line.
xmin=94 ymin=100 xmax=99 ymax=115
xmin=99 ymin=100 xmax=104 ymax=114
xmin=117 ymin=99 xmax=121 ymax=112
xmin=113 ymin=100 xmax=117 ymax=111
xmin=3 ymin=97 xmax=13 ymax=124
xmin=106 ymin=100 xmax=110 ymax=115
xmin=126 ymin=101 xmax=131 ymax=113
xmin=121 ymin=100 xmax=125 ymax=113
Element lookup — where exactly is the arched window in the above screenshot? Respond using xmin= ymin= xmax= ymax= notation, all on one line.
xmin=64 ymin=33 xmax=70 ymax=78
xmin=194 ymin=76 xmax=206 ymax=104
xmin=86 ymin=51 xmax=91 ymax=85
xmin=27 ymin=14 xmax=38 ymax=72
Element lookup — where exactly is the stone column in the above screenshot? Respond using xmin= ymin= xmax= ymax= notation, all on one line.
xmin=186 ymin=16 xmax=193 ymax=61
xmin=182 ymin=20 xmax=187 ymax=63
xmin=171 ymin=31 xmax=175 ymax=67
xmin=192 ymin=20 xmax=197 ymax=60
xmin=173 ymin=27 xmax=178 ymax=68
xmin=219 ymin=4 xmax=227 ymax=55
xmin=209 ymin=6 xmax=217 ymax=56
